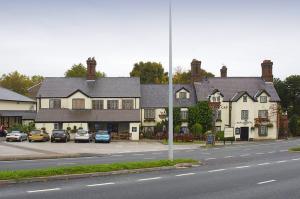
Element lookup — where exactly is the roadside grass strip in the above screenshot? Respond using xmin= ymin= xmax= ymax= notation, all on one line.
xmin=288 ymin=146 xmax=300 ymax=152
xmin=0 ymin=159 xmax=197 ymax=181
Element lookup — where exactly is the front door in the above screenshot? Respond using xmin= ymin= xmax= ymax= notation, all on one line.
xmin=240 ymin=127 xmax=249 ymax=141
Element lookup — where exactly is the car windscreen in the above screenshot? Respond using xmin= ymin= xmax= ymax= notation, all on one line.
xmin=31 ymin=131 xmax=41 ymax=134
xmin=77 ymin=130 xmax=87 ymax=134
xmin=11 ymin=131 xmax=21 ymax=134
xmin=52 ymin=131 xmax=65 ymax=134
xmin=96 ymin=131 xmax=108 ymax=135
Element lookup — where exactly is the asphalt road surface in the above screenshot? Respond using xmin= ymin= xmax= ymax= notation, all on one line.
xmin=1 ymin=139 xmax=300 ymax=198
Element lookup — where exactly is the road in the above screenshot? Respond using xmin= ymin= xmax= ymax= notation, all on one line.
xmin=0 ymin=139 xmax=299 ymax=170
xmin=1 ymin=139 xmax=300 ymax=198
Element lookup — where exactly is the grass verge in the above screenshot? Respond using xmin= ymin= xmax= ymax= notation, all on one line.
xmin=0 ymin=159 xmax=197 ymax=181
xmin=288 ymin=146 xmax=300 ymax=152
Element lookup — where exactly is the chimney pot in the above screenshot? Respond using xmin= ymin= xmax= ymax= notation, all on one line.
xmin=86 ymin=57 xmax=97 ymax=81
xmin=191 ymin=59 xmax=202 ymax=83
xmin=261 ymin=60 xmax=273 ymax=82
xmin=220 ymin=65 xmax=227 ymax=77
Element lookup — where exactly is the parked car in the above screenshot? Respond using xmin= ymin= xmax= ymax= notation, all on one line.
xmin=74 ymin=130 xmax=93 ymax=143
xmin=95 ymin=130 xmax=111 ymax=143
xmin=28 ymin=130 xmax=50 ymax=142
xmin=51 ymin=130 xmax=70 ymax=143
xmin=6 ymin=131 xmax=28 ymax=142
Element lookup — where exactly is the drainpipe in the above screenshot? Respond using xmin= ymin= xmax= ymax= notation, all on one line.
xmin=39 ymin=94 xmax=42 ymax=110
xmin=229 ymin=101 xmax=232 ymax=127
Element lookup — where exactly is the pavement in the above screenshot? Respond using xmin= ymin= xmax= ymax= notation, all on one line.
xmin=1 ymin=139 xmax=300 ymax=198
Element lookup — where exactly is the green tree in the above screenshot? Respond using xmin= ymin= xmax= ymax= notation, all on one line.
xmin=274 ymin=78 xmax=289 ymax=111
xmin=285 ymin=75 xmax=300 ymax=116
xmin=289 ymin=115 xmax=300 ymax=136
xmin=191 ymin=123 xmax=203 ymax=137
xmin=130 ymin=61 xmax=168 ymax=84
xmin=173 ymin=66 xmax=215 ymax=84
xmin=65 ymin=63 xmax=105 ymax=78
xmin=174 ymin=125 xmax=181 ymax=134
xmin=188 ymin=101 xmax=213 ymax=132
xmin=0 ymin=71 xmax=33 ymax=95
xmin=165 ymin=107 xmax=182 ymax=128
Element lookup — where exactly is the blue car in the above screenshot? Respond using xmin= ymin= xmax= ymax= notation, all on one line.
xmin=95 ymin=130 xmax=111 ymax=143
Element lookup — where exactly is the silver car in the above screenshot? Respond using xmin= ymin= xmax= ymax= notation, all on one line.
xmin=74 ymin=130 xmax=93 ymax=143
xmin=6 ymin=131 xmax=28 ymax=142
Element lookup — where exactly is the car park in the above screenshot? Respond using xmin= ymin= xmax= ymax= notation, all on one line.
xmin=74 ymin=130 xmax=93 ymax=143
xmin=28 ymin=130 xmax=50 ymax=142
xmin=95 ymin=130 xmax=111 ymax=143
xmin=51 ymin=130 xmax=70 ymax=143
xmin=6 ymin=131 xmax=28 ymax=142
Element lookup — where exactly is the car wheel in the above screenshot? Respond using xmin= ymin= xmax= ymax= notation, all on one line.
xmin=29 ymin=139 xmax=32 ymax=142
xmin=64 ymin=138 xmax=67 ymax=143
xmin=51 ymin=139 xmax=54 ymax=143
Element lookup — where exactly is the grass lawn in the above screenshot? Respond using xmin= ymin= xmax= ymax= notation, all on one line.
xmin=0 ymin=159 xmax=197 ymax=181
xmin=162 ymin=140 xmax=205 ymax=145
xmin=288 ymin=146 xmax=300 ymax=152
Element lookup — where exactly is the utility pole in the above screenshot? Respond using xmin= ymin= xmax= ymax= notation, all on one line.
xmin=168 ymin=1 xmax=174 ymax=161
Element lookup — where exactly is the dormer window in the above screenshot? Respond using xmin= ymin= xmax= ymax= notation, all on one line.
xmin=49 ymin=99 xmax=61 ymax=109
xmin=179 ymin=92 xmax=187 ymax=99
xmin=72 ymin=98 xmax=85 ymax=109
xmin=243 ymin=96 xmax=247 ymax=102
xmin=212 ymin=97 xmax=216 ymax=102
xmin=260 ymin=96 xmax=267 ymax=103
xmin=217 ymin=96 xmax=221 ymax=102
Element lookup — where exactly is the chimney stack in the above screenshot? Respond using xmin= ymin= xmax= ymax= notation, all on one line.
xmin=261 ymin=60 xmax=273 ymax=82
xmin=191 ymin=59 xmax=202 ymax=83
xmin=86 ymin=57 xmax=97 ymax=81
xmin=220 ymin=65 xmax=227 ymax=77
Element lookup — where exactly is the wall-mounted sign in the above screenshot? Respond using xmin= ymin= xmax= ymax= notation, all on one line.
xmin=235 ymin=128 xmax=241 ymax=135
xmin=224 ymin=127 xmax=234 ymax=138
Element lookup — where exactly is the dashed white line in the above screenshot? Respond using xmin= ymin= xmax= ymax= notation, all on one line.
xmin=133 ymin=154 xmax=144 ymax=156
xmin=205 ymin=158 xmax=216 ymax=161
xmin=208 ymin=168 xmax=226 ymax=173
xmin=175 ymin=173 xmax=196 ymax=177
xmin=86 ymin=182 xmax=115 ymax=187
xmin=111 ymin=154 xmax=123 ymax=157
xmin=256 ymin=153 xmax=265 ymax=155
xmin=267 ymin=151 xmax=276 ymax=154
xmin=257 ymin=162 xmax=271 ymax=166
xmin=224 ymin=156 xmax=233 ymax=158
xmin=257 ymin=179 xmax=277 ymax=185
xmin=138 ymin=177 xmax=162 ymax=182
xmin=240 ymin=154 xmax=250 ymax=157
xmin=292 ymin=158 xmax=300 ymax=161
xmin=27 ymin=188 xmax=61 ymax=193
xmin=235 ymin=165 xmax=251 ymax=169
xmin=280 ymin=149 xmax=288 ymax=152
xmin=276 ymin=160 xmax=287 ymax=163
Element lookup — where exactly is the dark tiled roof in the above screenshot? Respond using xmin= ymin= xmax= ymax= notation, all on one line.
xmin=37 ymin=77 xmax=141 ymax=98
xmin=0 ymin=110 xmax=36 ymax=120
xmin=0 ymin=87 xmax=35 ymax=102
xmin=141 ymin=84 xmax=196 ymax=108
xmin=194 ymin=77 xmax=280 ymax=102
xmin=35 ymin=109 xmax=140 ymax=122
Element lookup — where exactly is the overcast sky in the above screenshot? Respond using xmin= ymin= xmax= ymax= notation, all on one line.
xmin=0 ymin=0 xmax=299 ymax=79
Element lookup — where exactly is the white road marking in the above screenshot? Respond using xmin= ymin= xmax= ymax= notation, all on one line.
xmin=235 ymin=165 xmax=251 ymax=169
xmin=138 ymin=177 xmax=162 ymax=182
xmin=280 ymin=149 xmax=288 ymax=152
xmin=27 ymin=188 xmax=61 ymax=193
xmin=175 ymin=173 xmax=196 ymax=177
xmin=205 ymin=158 xmax=216 ymax=161
xmin=224 ymin=156 xmax=233 ymax=158
xmin=133 ymin=154 xmax=144 ymax=156
xmin=208 ymin=169 xmax=226 ymax=173
xmin=111 ymin=154 xmax=123 ymax=157
xmin=276 ymin=160 xmax=287 ymax=163
xmin=240 ymin=154 xmax=250 ymax=157
xmin=257 ymin=179 xmax=277 ymax=185
xmin=267 ymin=151 xmax=276 ymax=154
xmin=201 ymin=152 xmax=211 ymax=155
xmin=86 ymin=182 xmax=115 ymax=187
xmin=256 ymin=153 xmax=264 ymax=155
xmin=144 ymin=157 xmax=155 ymax=160
xmin=57 ymin=162 xmax=76 ymax=165
xmin=292 ymin=158 xmax=300 ymax=161
xmin=257 ymin=162 xmax=271 ymax=166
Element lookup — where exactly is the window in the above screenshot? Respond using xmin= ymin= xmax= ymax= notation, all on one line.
xmin=107 ymin=100 xmax=119 ymax=110
xmin=259 ymin=125 xmax=268 ymax=136
xmin=215 ymin=126 xmax=221 ymax=132
xmin=241 ymin=110 xmax=249 ymax=120
xmin=132 ymin=127 xmax=137 ymax=132
xmin=49 ymin=99 xmax=61 ymax=109
xmin=72 ymin=98 xmax=85 ymax=109
xmin=260 ymin=96 xmax=267 ymax=103
xmin=217 ymin=96 xmax=221 ymax=102
xmin=212 ymin=96 xmax=216 ymax=102
xmin=179 ymin=92 xmax=187 ymax=99
xmin=258 ymin=110 xmax=268 ymax=118
xmin=144 ymin=109 xmax=155 ymax=119
xmin=216 ymin=110 xmax=222 ymax=121
xmin=235 ymin=128 xmax=241 ymax=135
xmin=243 ymin=96 xmax=247 ymax=102
xmin=180 ymin=110 xmax=188 ymax=120
xmin=122 ymin=99 xmax=134 ymax=109
xmin=54 ymin=123 xmax=62 ymax=130
xmin=92 ymin=100 xmax=104 ymax=110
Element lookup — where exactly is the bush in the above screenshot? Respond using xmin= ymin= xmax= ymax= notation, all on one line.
xmin=9 ymin=122 xmax=35 ymax=134
xmin=215 ymin=131 xmax=224 ymax=141
xmin=174 ymin=125 xmax=181 ymax=134
xmin=289 ymin=115 xmax=300 ymax=136
xmin=191 ymin=123 xmax=203 ymax=137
